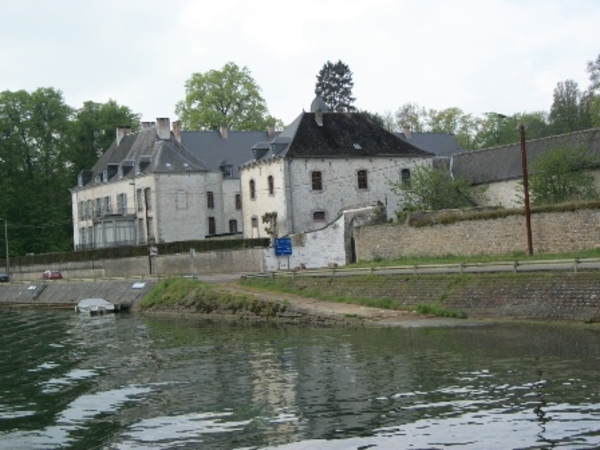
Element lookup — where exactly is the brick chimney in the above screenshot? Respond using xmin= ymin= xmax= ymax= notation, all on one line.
xmin=156 ymin=118 xmax=171 ymax=140
xmin=116 ymin=126 xmax=131 ymax=146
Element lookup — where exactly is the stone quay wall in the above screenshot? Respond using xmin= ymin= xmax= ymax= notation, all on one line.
xmin=286 ymin=272 xmax=600 ymax=322
xmin=355 ymin=209 xmax=600 ymax=261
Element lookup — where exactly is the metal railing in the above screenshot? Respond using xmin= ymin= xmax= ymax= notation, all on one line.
xmin=243 ymin=257 xmax=600 ymax=280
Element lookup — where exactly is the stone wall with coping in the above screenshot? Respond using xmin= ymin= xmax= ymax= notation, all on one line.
xmin=355 ymin=209 xmax=600 ymax=261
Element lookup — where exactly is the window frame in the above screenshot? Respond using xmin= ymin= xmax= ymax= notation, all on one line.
xmin=313 ymin=210 xmax=326 ymax=222
xmin=267 ymin=175 xmax=274 ymax=196
xmin=249 ymin=179 xmax=256 ymax=200
xmin=357 ymin=169 xmax=368 ymax=190
xmin=311 ymin=171 xmax=323 ymax=191
xmin=207 ymin=191 xmax=214 ymax=209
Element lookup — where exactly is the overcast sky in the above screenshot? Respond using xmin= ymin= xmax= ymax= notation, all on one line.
xmin=2 ymin=0 xmax=599 ymax=126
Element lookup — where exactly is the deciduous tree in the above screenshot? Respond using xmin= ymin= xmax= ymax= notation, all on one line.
xmin=389 ymin=164 xmax=473 ymax=214
xmin=526 ymin=146 xmax=598 ymax=205
xmin=69 ymin=100 xmax=140 ymax=173
xmin=175 ymin=62 xmax=278 ymax=131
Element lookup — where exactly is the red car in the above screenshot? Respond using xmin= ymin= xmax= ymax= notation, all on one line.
xmin=42 ymin=270 xmax=63 ymax=280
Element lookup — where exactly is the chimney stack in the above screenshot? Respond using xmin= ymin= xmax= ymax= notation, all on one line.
xmin=267 ymin=125 xmax=275 ymax=139
xmin=116 ymin=126 xmax=131 ymax=146
xmin=403 ymin=127 xmax=411 ymax=140
xmin=156 ymin=118 xmax=171 ymax=140
xmin=172 ymin=120 xmax=181 ymax=143
xmin=315 ymin=108 xmax=323 ymax=127
xmin=219 ymin=125 xmax=228 ymax=139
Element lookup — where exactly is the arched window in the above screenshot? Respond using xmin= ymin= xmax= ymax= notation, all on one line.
xmin=249 ymin=179 xmax=256 ymax=200
xmin=268 ymin=175 xmax=274 ymax=195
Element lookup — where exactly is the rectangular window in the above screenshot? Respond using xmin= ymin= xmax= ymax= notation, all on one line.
xmin=78 ymin=201 xmax=84 ymax=221
xmin=207 ymin=191 xmax=214 ymax=209
xmin=86 ymin=200 xmax=92 ymax=220
xmin=137 ymin=219 xmax=145 ymax=244
xmin=221 ymin=165 xmax=233 ymax=178
xmin=208 ymin=217 xmax=216 ymax=235
xmin=312 ymin=171 xmax=323 ymax=190
xmin=357 ymin=170 xmax=368 ymax=189
xmin=229 ymin=219 xmax=238 ymax=233
xmin=137 ymin=189 xmax=143 ymax=211
xmin=313 ymin=211 xmax=326 ymax=221
xmin=144 ymin=188 xmax=152 ymax=211
xmin=235 ymin=193 xmax=242 ymax=210
xmin=117 ymin=193 xmax=127 ymax=214
xmin=268 ymin=176 xmax=274 ymax=195
xmin=105 ymin=196 xmax=112 ymax=215
xmin=401 ymin=168 xmax=411 ymax=185
xmin=249 ymin=180 xmax=256 ymax=200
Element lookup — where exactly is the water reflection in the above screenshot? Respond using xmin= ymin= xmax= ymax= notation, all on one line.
xmin=1 ymin=310 xmax=600 ymax=449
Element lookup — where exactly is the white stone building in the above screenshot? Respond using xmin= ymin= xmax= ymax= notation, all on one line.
xmin=239 ymin=99 xmax=435 ymax=239
xmin=70 ymin=118 xmax=278 ymax=250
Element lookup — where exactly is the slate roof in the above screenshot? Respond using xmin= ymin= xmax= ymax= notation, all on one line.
xmin=394 ymin=132 xmax=464 ymax=157
xmin=180 ymin=130 xmax=277 ymax=179
xmin=83 ymin=126 xmax=208 ymax=187
xmin=243 ymin=112 xmax=433 ymax=164
xmin=452 ymin=128 xmax=600 ymax=184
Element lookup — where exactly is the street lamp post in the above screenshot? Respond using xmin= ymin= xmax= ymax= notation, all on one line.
xmin=0 ymin=218 xmax=8 ymax=278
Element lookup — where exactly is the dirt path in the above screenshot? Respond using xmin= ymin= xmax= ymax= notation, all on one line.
xmin=218 ymin=283 xmax=487 ymax=328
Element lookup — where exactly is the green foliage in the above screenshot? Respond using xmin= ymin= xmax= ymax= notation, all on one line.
xmin=0 ymin=88 xmax=74 ymax=255
xmin=389 ymin=164 xmax=473 ymax=213
xmin=394 ymin=102 xmax=426 ymax=132
xmin=175 ymin=62 xmax=278 ymax=131
xmin=549 ymin=80 xmax=592 ymax=134
xmin=415 ymin=303 xmax=467 ymax=319
xmin=139 ymin=278 xmax=286 ymax=317
xmin=240 ymin=277 xmax=400 ymax=311
xmin=314 ymin=60 xmax=356 ymax=112
xmin=526 ymin=146 xmax=598 ymax=205
xmin=474 ymin=112 xmax=549 ymax=149
xmin=69 ymin=100 xmax=140 ymax=173
xmin=426 ymin=107 xmax=479 ymax=149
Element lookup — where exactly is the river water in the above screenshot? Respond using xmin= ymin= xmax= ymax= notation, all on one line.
xmin=1 ymin=310 xmax=600 ymax=450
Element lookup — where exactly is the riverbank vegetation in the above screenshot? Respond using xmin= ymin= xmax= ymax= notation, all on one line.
xmin=138 ymin=278 xmax=286 ymax=317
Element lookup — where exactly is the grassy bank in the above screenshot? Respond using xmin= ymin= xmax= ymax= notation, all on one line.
xmin=238 ymin=276 xmax=467 ymax=319
xmin=138 ymin=278 xmax=286 ymax=317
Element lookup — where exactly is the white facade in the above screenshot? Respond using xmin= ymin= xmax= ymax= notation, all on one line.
xmin=241 ymin=156 xmax=429 ymax=238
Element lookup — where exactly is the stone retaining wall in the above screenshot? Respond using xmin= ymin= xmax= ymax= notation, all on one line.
xmin=355 ymin=209 xmax=600 ymax=261
xmin=286 ymin=272 xmax=600 ymax=322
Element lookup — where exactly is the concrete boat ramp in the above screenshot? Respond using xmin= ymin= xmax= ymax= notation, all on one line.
xmin=0 ymin=279 xmax=157 ymax=310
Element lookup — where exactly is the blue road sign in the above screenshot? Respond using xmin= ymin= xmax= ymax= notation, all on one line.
xmin=274 ymin=238 xmax=292 ymax=256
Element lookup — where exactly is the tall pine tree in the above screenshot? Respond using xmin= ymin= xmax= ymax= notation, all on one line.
xmin=314 ymin=60 xmax=356 ymax=112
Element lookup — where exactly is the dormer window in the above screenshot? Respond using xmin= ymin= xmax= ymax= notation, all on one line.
xmin=221 ymin=165 xmax=233 ymax=178
xmin=102 ymin=170 xmax=108 ymax=182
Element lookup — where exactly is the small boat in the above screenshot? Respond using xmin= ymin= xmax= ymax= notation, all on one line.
xmin=75 ymin=298 xmax=116 ymax=315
